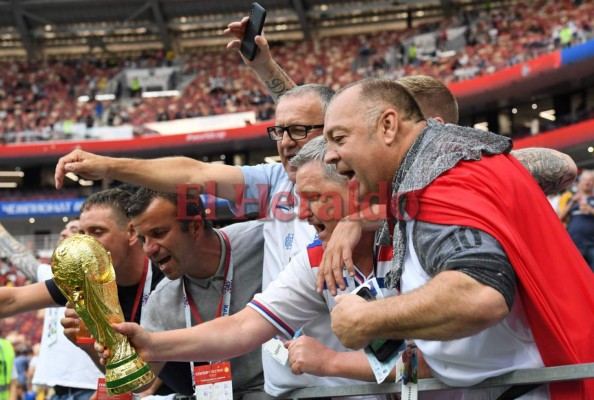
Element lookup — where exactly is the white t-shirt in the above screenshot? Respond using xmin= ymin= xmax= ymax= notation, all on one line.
xmin=241 ymin=163 xmax=323 ymax=395
xmin=240 ymin=163 xmax=316 ymax=288
xmin=402 ymin=222 xmax=549 ymax=400
xmin=32 ymin=264 xmax=103 ymax=389
xmin=249 ymin=238 xmax=395 ymax=399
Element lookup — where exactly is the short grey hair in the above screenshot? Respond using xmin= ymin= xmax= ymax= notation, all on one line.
xmin=290 ymin=136 xmax=346 ymax=185
xmin=282 ymin=84 xmax=335 ymax=114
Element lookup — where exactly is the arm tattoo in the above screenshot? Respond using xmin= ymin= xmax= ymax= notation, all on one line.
xmin=265 ymin=78 xmax=286 ymax=96
xmin=511 ymin=148 xmax=577 ymax=195
xmin=263 ymin=62 xmax=296 ymax=103
xmin=0 ymin=223 xmax=40 ymax=282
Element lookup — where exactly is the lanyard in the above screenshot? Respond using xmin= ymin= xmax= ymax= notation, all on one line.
xmin=346 ymin=250 xmax=380 ymax=289
xmin=279 ymin=183 xmax=297 ymax=268
xmin=183 ymin=230 xmax=233 ymax=386
xmin=129 ymin=258 xmax=152 ymax=323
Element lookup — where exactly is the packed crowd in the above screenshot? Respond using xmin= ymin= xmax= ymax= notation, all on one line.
xmin=0 ymin=257 xmax=43 ymax=400
xmin=0 ymin=0 xmax=592 ymax=141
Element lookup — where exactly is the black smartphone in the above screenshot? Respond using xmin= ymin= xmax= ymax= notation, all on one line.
xmin=240 ymin=2 xmax=267 ymax=61
xmin=355 ymin=286 xmax=404 ymax=362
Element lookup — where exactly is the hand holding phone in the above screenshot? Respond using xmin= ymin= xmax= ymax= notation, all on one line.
xmin=355 ymin=286 xmax=404 ymax=362
xmin=240 ymin=2 xmax=267 ymax=61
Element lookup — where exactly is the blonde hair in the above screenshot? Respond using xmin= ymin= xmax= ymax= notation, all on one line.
xmin=397 ymin=75 xmax=459 ymax=124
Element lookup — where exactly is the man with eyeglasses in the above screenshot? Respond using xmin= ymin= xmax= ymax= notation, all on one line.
xmin=267 ymin=124 xmax=324 ymax=141
xmin=54 ymin=84 xmax=336 ymax=396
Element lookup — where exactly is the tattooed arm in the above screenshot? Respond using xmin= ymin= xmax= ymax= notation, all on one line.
xmin=0 ymin=223 xmax=40 ymax=282
xmin=254 ymin=60 xmax=296 ymax=103
xmin=225 ymin=17 xmax=296 ymax=102
xmin=510 ymin=148 xmax=577 ymax=195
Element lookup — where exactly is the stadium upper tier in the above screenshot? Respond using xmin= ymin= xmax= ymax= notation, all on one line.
xmin=0 ymin=0 xmax=592 ymax=142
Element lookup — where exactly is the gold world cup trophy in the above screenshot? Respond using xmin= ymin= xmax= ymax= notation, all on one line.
xmin=51 ymin=234 xmax=155 ymax=395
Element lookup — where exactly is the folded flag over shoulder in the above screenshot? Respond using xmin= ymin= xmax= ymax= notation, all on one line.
xmin=414 ymin=154 xmax=594 ymax=399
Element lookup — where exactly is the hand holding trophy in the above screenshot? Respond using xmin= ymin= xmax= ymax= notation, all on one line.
xmin=52 ymin=234 xmax=155 ymax=395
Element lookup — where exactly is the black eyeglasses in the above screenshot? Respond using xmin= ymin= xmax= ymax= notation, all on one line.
xmin=267 ymin=124 xmax=324 ymax=141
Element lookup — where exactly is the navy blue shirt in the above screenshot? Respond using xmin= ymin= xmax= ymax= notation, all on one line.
xmin=566 ymin=195 xmax=594 ymax=249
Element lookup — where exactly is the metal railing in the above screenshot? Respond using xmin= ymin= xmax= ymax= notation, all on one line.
xmin=278 ymin=363 xmax=594 ymax=398
xmin=12 ymin=233 xmax=60 ymax=259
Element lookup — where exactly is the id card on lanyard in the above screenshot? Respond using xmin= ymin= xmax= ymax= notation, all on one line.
xmin=183 ymin=230 xmax=233 ymax=400
xmin=96 ymin=378 xmax=134 ymax=400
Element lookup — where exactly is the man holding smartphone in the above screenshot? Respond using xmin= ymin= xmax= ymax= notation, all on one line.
xmin=240 ymin=3 xmax=267 ymax=62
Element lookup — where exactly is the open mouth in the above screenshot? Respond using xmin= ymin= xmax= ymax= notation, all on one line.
xmin=156 ymin=255 xmax=172 ymax=269
xmin=339 ymin=170 xmax=355 ymax=181
xmin=310 ymin=220 xmax=327 ymax=237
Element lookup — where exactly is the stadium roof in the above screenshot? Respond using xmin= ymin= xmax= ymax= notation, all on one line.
xmin=0 ymin=0 xmax=503 ymax=59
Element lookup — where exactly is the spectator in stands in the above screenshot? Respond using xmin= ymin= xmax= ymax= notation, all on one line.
xmin=0 ymin=337 xmax=18 ymax=400
xmin=129 ymin=77 xmax=141 ymax=98
xmin=322 ymin=78 xmax=594 ymax=398
xmin=24 ymin=344 xmax=39 ymax=400
xmin=560 ymin=170 xmax=594 ymax=270
xmin=12 ymin=345 xmax=29 ymax=390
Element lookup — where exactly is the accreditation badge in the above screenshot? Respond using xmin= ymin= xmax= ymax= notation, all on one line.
xmin=96 ymin=378 xmax=133 ymax=400
xmin=194 ymin=361 xmax=233 ymax=400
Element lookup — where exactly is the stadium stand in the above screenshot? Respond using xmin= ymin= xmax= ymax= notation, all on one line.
xmin=0 ymin=0 xmax=592 ymax=143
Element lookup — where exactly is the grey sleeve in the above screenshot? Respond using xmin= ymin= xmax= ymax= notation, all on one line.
xmin=0 ymin=223 xmax=40 ymax=282
xmin=412 ymin=221 xmax=516 ymax=310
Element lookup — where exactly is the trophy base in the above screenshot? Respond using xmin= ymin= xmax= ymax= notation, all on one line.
xmin=105 ymin=353 xmax=155 ymax=396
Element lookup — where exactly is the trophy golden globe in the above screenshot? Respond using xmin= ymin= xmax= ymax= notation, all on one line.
xmin=51 ymin=234 xmax=155 ymax=395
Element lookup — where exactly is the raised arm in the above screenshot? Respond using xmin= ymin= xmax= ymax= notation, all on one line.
xmin=511 ymin=147 xmax=577 ymax=195
xmin=224 ymin=16 xmax=296 ymax=102
xmin=0 ymin=223 xmax=41 ymax=282
xmin=54 ymin=150 xmax=245 ymax=201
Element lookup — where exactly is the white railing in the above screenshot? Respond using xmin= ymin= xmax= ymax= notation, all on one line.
xmin=14 ymin=233 xmax=61 ymax=259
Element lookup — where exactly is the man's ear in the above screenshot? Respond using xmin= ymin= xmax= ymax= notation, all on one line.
xmin=433 ymin=117 xmax=445 ymax=124
xmin=127 ymin=221 xmax=138 ymax=245
xmin=187 ymin=215 xmax=205 ymax=241
xmin=380 ymin=108 xmax=399 ymax=145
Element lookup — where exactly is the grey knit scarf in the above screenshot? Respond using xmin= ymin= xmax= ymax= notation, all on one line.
xmin=381 ymin=118 xmax=512 ymax=290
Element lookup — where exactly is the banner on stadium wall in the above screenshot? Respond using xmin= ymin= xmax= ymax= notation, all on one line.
xmin=560 ymin=38 xmax=594 ymax=65
xmin=0 ymin=121 xmax=275 ymax=160
xmin=125 ymin=67 xmax=179 ymax=91
xmin=0 ymin=196 xmax=231 ymax=218
xmin=448 ymin=52 xmax=561 ymax=98
xmin=0 ymin=198 xmax=86 ymax=218
xmin=144 ymin=111 xmax=256 ymax=135
xmin=513 ymin=118 xmax=594 ymax=150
